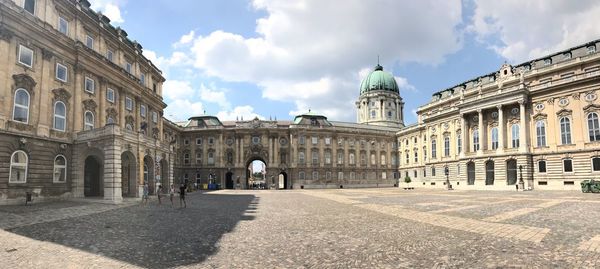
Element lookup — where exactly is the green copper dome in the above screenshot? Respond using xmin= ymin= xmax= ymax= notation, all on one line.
xmin=359 ymin=64 xmax=399 ymax=95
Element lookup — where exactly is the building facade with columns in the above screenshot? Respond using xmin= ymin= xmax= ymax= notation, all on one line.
xmin=398 ymin=39 xmax=600 ymax=190
xmin=0 ymin=0 xmax=173 ymax=204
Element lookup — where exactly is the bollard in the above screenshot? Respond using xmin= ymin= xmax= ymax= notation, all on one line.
xmin=25 ymin=192 xmax=32 ymax=205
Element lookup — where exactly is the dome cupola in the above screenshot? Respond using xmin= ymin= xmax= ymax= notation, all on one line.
xmin=359 ymin=64 xmax=399 ymax=95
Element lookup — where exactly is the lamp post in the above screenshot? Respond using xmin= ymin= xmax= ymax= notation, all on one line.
xmin=518 ymin=165 xmax=525 ymax=191
xmin=444 ymin=165 xmax=451 ymax=190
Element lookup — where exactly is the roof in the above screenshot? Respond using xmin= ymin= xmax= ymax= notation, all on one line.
xmin=359 ymin=64 xmax=400 ymax=95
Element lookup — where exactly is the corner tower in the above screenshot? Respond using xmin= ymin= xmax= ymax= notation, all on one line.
xmin=356 ymin=64 xmax=404 ymax=127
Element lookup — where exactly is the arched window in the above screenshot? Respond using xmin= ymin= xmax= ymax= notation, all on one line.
xmin=560 ymin=117 xmax=572 ymax=144
xmin=413 ymin=151 xmax=418 ymax=162
xmin=473 ymin=129 xmax=479 ymax=151
xmin=588 ymin=112 xmax=600 ymax=141
xmin=84 ymin=111 xmax=94 ymax=130
xmin=349 ymin=153 xmax=355 ymax=164
xmin=431 ymin=139 xmax=437 ymax=159
xmin=457 ymin=133 xmax=462 ymax=153
xmin=207 ymin=151 xmax=215 ymax=164
xmin=511 ymin=124 xmax=520 ymax=148
xmin=536 ymin=121 xmax=546 ymax=147
xmin=324 ymin=150 xmax=331 ymax=164
xmin=371 ymin=153 xmax=376 ymax=165
xmin=53 ymin=155 xmax=67 ymax=183
xmin=380 ymin=154 xmax=386 ymax=165
xmin=491 ymin=127 xmax=498 ymax=149
xmin=298 ymin=171 xmax=305 ymax=180
xmin=444 ymin=136 xmax=450 ymax=156
xmin=53 ymin=101 xmax=66 ymax=131
xmin=312 ymin=171 xmax=319 ymax=180
xmin=9 ymin=150 xmax=28 ymax=183
xmin=312 ymin=151 xmax=319 ymax=164
xmin=299 ymin=152 xmax=305 ymax=164
xmin=13 ymin=89 xmax=30 ymax=123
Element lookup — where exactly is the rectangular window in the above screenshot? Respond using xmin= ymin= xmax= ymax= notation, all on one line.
xmin=125 ymin=62 xmax=132 ymax=73
xmin=84 ymin=77 xmax=95 ymax=94
xmin=338 ymin=172 xmax=343 ymax=180
xmin=153 ymin=83 xmax=157 ymax=93
xmin=299 ymin=136 xmax=305 ymax=145
xmin=588 ymin=46 xmax=596 ymax=54
xmin=538 ymin=160 xmax=547 ymax=173
xmin=196 ymin=138 xmax=202 ymax=145
xmin=312 ymin=171 xmax=318 ymax=180
xmin=86 ymin=35 xmax=94 ymax=49
xmin=23 ymin=0 xmax=35 ymax=14
xmin=183 ymin=139 xmax=189 ymax=145
xmin=208 ymin=137 xmax=214 ymax=145
xmin=299 ymin=172 xmax=305 ymax=180
xmin=444 ymin=137 xmax=450 ymax=157
xmin=326 ymin=171 xmax=331 ymax=180
xmin=196 ymin=153 xmax=202 ymax=164
xmin=55 ymin=63 xmax=67 ymax=82
xmin=337 ymin=152 xmax=343 ymax=164
xmin=58 ymin=16 xmax=68 ymax=35
xmin=107 ymin=50 xmax=114 ymax=62
xmin=325 ymin=137 xmax=331 ymax=145
xmin=125 ymin=97 xmax=133 ymax=111
xmin=457 ymin=134 xmax=462 ymax=153
xmin=140 ymin=105 xmax=146 ymax=117
xmin=106 ymin=88 xmax=115 ymax=103
xmin=311 ymin=136 xmax=318 ymax=145
xmin=152 ymin=111 xmax=158 ymax=123
xmin=563 ymin=159 xmax=573 ymax=173
xmin=593 ymin=158 xmax=600 ymax=172
xmin=140 ymin=73 xmax=146 ymax=85
xmin=18 ymin=45 xmax=34 ymax=68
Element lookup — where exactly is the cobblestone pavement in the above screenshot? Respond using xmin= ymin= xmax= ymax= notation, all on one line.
xmin=1 ymin=189 xmax=600 ymax=268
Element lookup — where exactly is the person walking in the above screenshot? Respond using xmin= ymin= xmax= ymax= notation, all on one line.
xmin=169 ymin=184 xmax=175 ymax=207
xmin=157 ymin=185 xmax=163 ymax=204
xmin=142 ymin=183 xmax=149 ymax=206
xmin=179 ymin=183 xmax=187 ymax=208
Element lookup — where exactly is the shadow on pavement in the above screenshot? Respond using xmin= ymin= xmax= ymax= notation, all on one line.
xmin=6 ymin=192 xmax=257 ymax=268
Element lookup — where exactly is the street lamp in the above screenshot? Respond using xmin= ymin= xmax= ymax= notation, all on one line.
xmin=518 ymin=164 xmax=525 ymax=191
xmin=444 ymin=165 xmax=451 ymax=190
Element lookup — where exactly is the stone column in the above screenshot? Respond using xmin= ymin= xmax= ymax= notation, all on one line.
xmin=460 ymin=114 xmax=467 ymax=157
xmin=104 ymin=136 xmax=123 ymax=203
xmin=382 ymin=99 xmax=386 ymax=121
xmin=497 ymin=105 xmax=504 ymax=153
xmin=519 ymin=101 xmax=527 ymax=153
xmin=477 ymin=109 xmax=483 ymax=155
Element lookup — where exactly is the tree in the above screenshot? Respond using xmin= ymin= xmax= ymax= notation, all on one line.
xmin=404 ymin=175 xmax=412 ymax=188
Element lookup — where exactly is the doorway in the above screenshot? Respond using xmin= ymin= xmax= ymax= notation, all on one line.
xmin=225 ymin=172 xmax=234 ymax=189
xmin=84 ymin=156 xmax=102 ymax=197
xmin=278 ymin=172 xmax=288 ymax=189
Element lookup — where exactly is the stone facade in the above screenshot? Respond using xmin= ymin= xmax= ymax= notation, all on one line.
xmin=398 ymin=41 xmax=600 ymax=190
xmin=0 ymin=0 xmax=171 ymax=204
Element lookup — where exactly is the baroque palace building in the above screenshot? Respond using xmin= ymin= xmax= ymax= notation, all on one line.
xmin=1 ymin=0 xmax=600 ymax=204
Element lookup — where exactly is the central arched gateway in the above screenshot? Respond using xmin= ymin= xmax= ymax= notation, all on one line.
xmin=278 ymin=171 xmax=288 ymax=189
xmin=246 ymin=157 xmax=267 ymax=189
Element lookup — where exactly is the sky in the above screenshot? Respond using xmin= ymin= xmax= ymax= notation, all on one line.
xmin=91 ymin=0 xmax=600 ymax=125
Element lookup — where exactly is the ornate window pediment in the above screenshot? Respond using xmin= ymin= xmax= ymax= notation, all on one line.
xmin=82 ymin=99 xmax=97 ymax=111
xmin=533 ymin=113 xmax=548 ymax=121
xmin=52 ymin=88 xmax=71 ymax=103
xmin=583 ymin=104 xmax=600 ymax=113
xmin=556 ymin=109 xmax=573 ymax=117
xmin=13 ymin=74 xmax=36 ymax=93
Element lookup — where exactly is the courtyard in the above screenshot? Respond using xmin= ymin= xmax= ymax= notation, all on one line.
xmin=1 ymin=189 xmax=599 ymax=268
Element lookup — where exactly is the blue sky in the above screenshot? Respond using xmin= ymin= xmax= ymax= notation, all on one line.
xmin=92 ymin=0 xmax=600 ymax=124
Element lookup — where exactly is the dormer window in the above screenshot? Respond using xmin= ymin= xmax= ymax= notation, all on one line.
xmin=544 ymin=58 xmax=552 ymax=66
xmin=563 ymin=52 xmax=571 ymax=60
xmin=523 ymin=64 xmax=531 ymax=71
xmin=588 ymin=45 xmax=596 ymax=54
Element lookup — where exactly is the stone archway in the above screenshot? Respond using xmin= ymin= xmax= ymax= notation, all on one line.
xmin=278 ymin=171 xmax=288 ymax=189
xmin=121 ymin=151 xmax=137 ymax=197
xmin=467 ymin=161 xmax=475 ymax=185
xmin=84 ymin=155 xmax=103 ymax=197
xmin=246 ymin=157 xmax=267 ymax=189
xmin=143 ymin=155 xmax=155 ymax=195
xmin=225 ymin=172 xmax=234 ymax=189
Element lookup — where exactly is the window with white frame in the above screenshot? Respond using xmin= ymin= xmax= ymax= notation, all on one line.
xmin=444 ymin=136 xmax=450 ymax=156
xmin=324 ymin=151 xmax=331 ymax=164
xmin=23 ymin=0 xmax=35 ymax=15
xmin=560 ymin=117 xmax=572 ymax=144
xmin=299 ymin=151 xmax=305 ymax=164
xmin=58 ymin=16 xmax=68 ymax=35
xmin=563 ymin=159 xmax=573 ymax=172
xmin=588 ymin=45 xmax=596 ymax=54
xmin=325 ymin=137 xmax=331 ymax=145
xmin=140 ymin=105 xmax=146 ymax=117
xmin=152 ymin=111 xmax=158 ymax=123
xmin=538 ymin=160 xmax=547 ymax=173
xmin=125 ymin=97 xmax=133 ymax=111
xmin=536 ymin=121 xmax=546 ymax=147
xmin=207 ymin=151 xmax=214 ymax=164
xmin=592 ymin=157 xmax=600 ymax=172
xmin=380 ymin=154 xmax=386 ymax=165
xmin=106 ymin=88 xmax=115 ymax=103
xmin=125 ymin=62 xmax=132 ymax=73
xmin=473 ymin=129 xmax=479 ymax=151
xmin=53 ymin=101 xmax=66 ymax=131
xmin=18 ymin=45 xmax=33 ymax=67
xmin=371 ymin=153 xmax=376 ymax=165
xmin=9 ymin=150 xmax=28 ymax=183
xmin=431 ymin=139 xmax=437 ymax=159
xmin=544 ymin=58 xmax=552 ymax=66
xmin=349 ymin=153 xmax=355 ymax=164
xmin=370 ymin=110 xmax=376 ymax=119
xmin=311 ymin=136 xmax=318 ymax=145
xmin=183 ymin=153 xmax=190 ymax=164
xmin=511 ymin=124 xmax=520 ymax=148
xmin=84 ymin=77 xmax=95 ymax=94
xmin=53 ymin=155 xmax=67 ymax=183
xmin=491 ymin=127 xmax=498 ymax=149
xmin=299 ymin=136 xmax=305 ymax=145
xmin=106 ymin=50 xmax=114 ymax=62
xmin=86 ymin=35 xmax=94 ymax=49
xmin=337 ymin=151 xmax=343 ymax=164
xmin=311 ymin=151 xmax=318 ymax=164
xmin=13 ymin=89 xmax=30 ymax=123
xmin=56 ymin=63 xmax=67 ymax=82
xmin=84 ymin=111 xmax=94 ymax=130
xmin=588 ymin=112 xmax=600 ymax=141
xmin=196 ymin=153 xmax=202 ymax=164
xmin=140 ymin=73 xmax=146 ymax=85
xmin=457 ymin=133 xmax=462 ymax=153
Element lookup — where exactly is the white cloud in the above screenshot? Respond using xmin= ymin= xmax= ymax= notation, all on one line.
xmin=91 ymin=0 xmax=124 ymax=24
xmin=395 ymin=76 xmax=417 ymax=93
xmin=184 ymin=0 xmax=463 ymax=121
xmin=216 ymin=106 xmax=264 ymax=121
xmin=162 ymin=80 xmax=194 ymax=100
xmin=164 ymin=99 xmax=204 ymax=122
xmin=469 ymin=0 xmax=600 ymax=62
xmin=173 ymin=30 xmax=196 ymax=48
xmin=200 ymin=83 xmax=231 ymax=109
